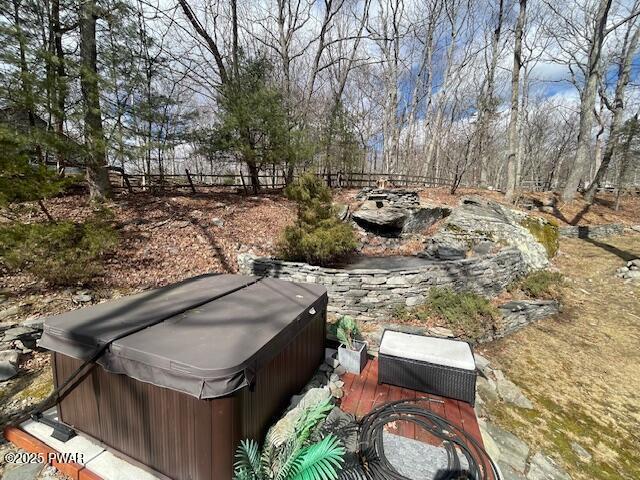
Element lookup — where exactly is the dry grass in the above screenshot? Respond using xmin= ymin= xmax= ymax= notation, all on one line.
xmin=477 ymin=235 xmax=640 ymax=480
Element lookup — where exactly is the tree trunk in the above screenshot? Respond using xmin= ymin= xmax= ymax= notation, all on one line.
xmin=12 ymin=0 xmax=43 ymax=163
xmin=247 ymin=159 xmax=260 ymax=194
xmin=614 ymin=114 xmax=638 ymax=210
xmin=584 ymin=24 xmax=640 ymax=203
xmin=476 ymin=0 xmax=504 ymax=187
xmin=51 ymin=0 xmax=67 ymax=175
xmin=79 ymin=0 xmax=112 ymax=200
xmin=505 ymin=0 xmax=526 ymax=202
xmin=561 ymin=0 xmax=613 ymax=201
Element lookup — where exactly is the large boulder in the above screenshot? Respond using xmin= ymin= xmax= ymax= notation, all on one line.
xmin=352 ymin=204 xmax=407 ymax=231
xmin=425 ymin=196 xmax=553 ymax=270
xmin=351 ymin=189 xmax=450 ymax=236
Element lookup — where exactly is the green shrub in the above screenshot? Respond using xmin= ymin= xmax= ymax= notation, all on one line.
xmin=512 ymin=270 xmax=564 ymax=299
xmin=278 ymin=174 xmax=356 ymax=265
xmin=427 ymin=288 xmax=499 ymax=340
xmin=392 ymin=288 xmax=499 ymax=341
xmin=0 ymin=209 xmax=118 ymax=286
xmin=520 ymin=216 xmax=559 ymax=258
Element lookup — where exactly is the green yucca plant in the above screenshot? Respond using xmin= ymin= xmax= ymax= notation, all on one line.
xmin=233 ymin=400 xmax=345 ymax=480
xmin=336 ymin=315 xmax=359 ymax=351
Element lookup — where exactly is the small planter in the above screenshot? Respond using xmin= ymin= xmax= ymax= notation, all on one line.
xmin=338 ymin=341 xmax=368 ymax=374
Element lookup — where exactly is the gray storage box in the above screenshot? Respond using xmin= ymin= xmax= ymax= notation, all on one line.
xmin=378 ymin=330 xmax=477 ymax=405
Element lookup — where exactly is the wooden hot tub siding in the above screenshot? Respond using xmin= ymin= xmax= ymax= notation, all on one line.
xmin=52 ymin=310 xmax=326 ymax=480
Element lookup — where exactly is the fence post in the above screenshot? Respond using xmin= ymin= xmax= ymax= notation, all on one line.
xmin=123 ymin=171 xmax=133 ymax=194
xmin=185 ymin=169 xmax=196 ymax=194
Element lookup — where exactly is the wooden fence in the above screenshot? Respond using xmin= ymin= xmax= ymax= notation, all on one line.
xmin=108 ymin=168 xmax=457 ymax=193
xmin=108 ymin=167 xmax=640 ymax=195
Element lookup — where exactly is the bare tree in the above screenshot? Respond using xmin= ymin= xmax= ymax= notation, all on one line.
xmin=80 ymin=0 xmax=112 ymax=199
xmin=506 ymin=0 xmax=527 ymax=202
xmin=584 ymin=9 xmax=640 ymax=202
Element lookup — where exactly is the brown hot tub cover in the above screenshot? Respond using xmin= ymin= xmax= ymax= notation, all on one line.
xmin=39 ymin=274 xmax=327 ymax=399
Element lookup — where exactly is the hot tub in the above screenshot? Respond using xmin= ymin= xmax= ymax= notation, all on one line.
xmin=39 ymin=274 xmax=327 ymax=480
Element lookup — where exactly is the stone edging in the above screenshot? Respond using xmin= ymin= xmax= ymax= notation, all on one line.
xmin=238 ymin=248 xmax=527 ymax=320
xmin=558 ymin=223 xmax=624 ymax=239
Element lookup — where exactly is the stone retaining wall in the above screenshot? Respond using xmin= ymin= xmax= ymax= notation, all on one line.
xmin=496 ymin=299 xmax=560 ymax=338
xmin=347 ymin=299 xmax=560 ymax=353
xmin=238 ymin=248 xmax=527 ymax=320
xmin=559 ymin=223 xmax=624 ymax=239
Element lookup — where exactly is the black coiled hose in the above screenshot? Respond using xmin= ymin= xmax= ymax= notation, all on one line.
xmin=349 ymin=399 xmax=501 ymax=480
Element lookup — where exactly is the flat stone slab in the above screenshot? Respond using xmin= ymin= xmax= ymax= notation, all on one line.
xmin=19 ymin=408 xmax=162 ymax=480
xmin=481 ymin=421 xmax=530 ymax=474
xmin=382 ymin=431 xmax=469 ymax=479
xmin=0 ymin=359 xmax=19 ymax=381
xmin=526 ymin=452 xmax=571 ymax=480
xmin=85 ymin=450 xmax=161 ymax=480
xmin=496 ymin=377 xmax=534 ymax=409
xmin=3 ymin=327 xmax=36 ymax=342
xmin=2 ymin=462 xmax=44 ymax=480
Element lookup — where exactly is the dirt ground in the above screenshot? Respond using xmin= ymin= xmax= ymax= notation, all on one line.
xmin=477 ymin=235 xmax=640 ymax=480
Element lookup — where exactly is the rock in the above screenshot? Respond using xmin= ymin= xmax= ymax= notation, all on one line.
xmin=14 ymin=340 xmax=32 ymax=354
xmin=335 ymin=203 xmax=350 ymax=221
xmin=497 ymin=300 xmax=560 ymax=337
xmin=474 ymin=353 xmax=491 ymax=373
xmin=267 ymin=407 xmax=303 ymax=447
xmin=526 ymin=452 xmax=571 ymax=480
xmin=402 ymin=205 xmax=451 ymax=233
xmin=559 ymin=224 xmax=624 ymax=240
xmin=352 ymin=205 xmax=407 ymax=230
xmin=628 ymin=258 xmax=640 ymax=267
xmin=289 ymin=394 xmax=303 ymax=409
xmin=428 ymin=326 xmax=455 ymax=338
xmin=0 ymin=305 xmax=20 ymax=320
xmin=334 ymin=365 xmax=347 ymax=376
xmin=476 ymin=376 xmax=500 ymax=403
xmin=498 ymin=462 xmax=527 ymax=480
xmin=427 ymin=195 xmax=551 ymax=270
xmin=318 ymin=362 xmax=332 ymax=372
xmin=38 ymin=465 xmax=61 ymax=480
xmin=473 ymin=240 xmax=495 ymax=256
xmin=622 ymin=270 xmax=640 ymax=279
xmin=481 ymin=421 xmax=530 ymax=473
xmin=322 ymin=407 xmax=358 ymax=452
xmin=2 ymin=462 xmax=44 ymax=480
xmin=1 ymin=349 xmax=20 ymax=364
xmin=570 ymin=442 xmax=592 ymax=463
xmin=496 ymin=377 xmax=534 ymax=409
xmin=3 ymin=327 xmax=35 ymax=342
xmin=329 ymin=383 xmax=343 ymax=399
xmin=298 ymin=387 xmax=331 ymax=410
xmin=72 ymin=292 xmax=93 ymax=303
xmin=329 ymin=373 xmax=340 ymax=383
xmin=22 ymin=316 xmax=44 ymax=330
xmin=211 ymin=218 xmax=224 ymax=227
xmin=0 ymin=320 xmax=18 ymax=333
xmin=0 ymin=360 xmax=19 ymax=381
xmin=405 ymin=295 xmax=424 ymax=307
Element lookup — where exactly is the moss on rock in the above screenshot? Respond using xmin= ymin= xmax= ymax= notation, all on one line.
xmin=520 ymin=216 xmax=559 ymax=258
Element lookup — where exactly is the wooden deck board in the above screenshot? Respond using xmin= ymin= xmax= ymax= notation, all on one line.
xmin=339 ymin=358 xmax=484 ymax=450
